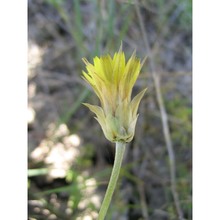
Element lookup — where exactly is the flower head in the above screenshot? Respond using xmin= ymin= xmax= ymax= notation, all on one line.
xmin=82 ymin=46 xmax=147 ymax=143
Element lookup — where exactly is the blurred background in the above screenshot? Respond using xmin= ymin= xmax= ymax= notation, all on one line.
xmin=28 ymin=0 xmax=192 ymax=219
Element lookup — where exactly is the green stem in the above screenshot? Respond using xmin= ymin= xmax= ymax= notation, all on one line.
xmin=98 ymin=142 xmax=126 ymax=220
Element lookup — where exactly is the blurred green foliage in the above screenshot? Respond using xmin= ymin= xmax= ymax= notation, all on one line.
xmin=28 ymin=0 xmax=192 ymax=219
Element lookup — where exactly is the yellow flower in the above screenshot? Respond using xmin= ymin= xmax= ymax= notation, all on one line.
xmin=82 ymin=46 xmax=147 ymax=143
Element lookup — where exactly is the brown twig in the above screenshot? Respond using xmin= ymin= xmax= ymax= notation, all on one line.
xmin=137 ymin=182 xmax=149 ymax=220
xmin=134 ymin=1 xmax=184 ymax=219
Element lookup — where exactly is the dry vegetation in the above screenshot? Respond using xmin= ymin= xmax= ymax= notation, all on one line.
xmin=28 ymin=0 xmax=192 ymax=219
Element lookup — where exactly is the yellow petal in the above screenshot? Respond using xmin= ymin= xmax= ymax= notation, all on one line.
xmin=100 ymin=55 xmax=113 ymax=81
xmin=120 ymin=53 xmax=141 ymax=100
xmin=93 ymin=56 xmax=105 ymax=79
xmin=113 ymin=51 xmax=125 ymax=84
xmin=82 ymin=70 xmax=94 ymax=86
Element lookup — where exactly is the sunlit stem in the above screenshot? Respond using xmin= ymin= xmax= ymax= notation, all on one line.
xmin=98 ymin=142 xmax=126 ymax=220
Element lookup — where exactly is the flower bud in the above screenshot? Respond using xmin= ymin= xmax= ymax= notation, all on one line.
xmin=82 ymin=47 xmax=147 ymax=143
